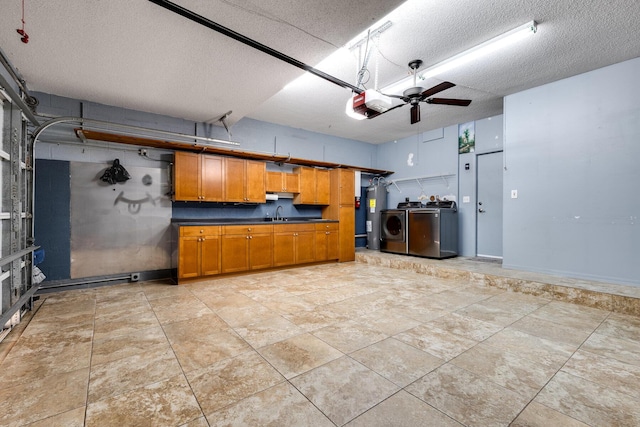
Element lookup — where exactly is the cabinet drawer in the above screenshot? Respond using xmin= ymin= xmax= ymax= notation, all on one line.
xmin=223 ymin=224 xmax=273 ymax=235
xmin=274 ymin=223 xmax=315 ymax=233
xmin=180 ymin=226 xmax=220 ymax=236
xmin=315 ymin=222 xmax=339 ymax=232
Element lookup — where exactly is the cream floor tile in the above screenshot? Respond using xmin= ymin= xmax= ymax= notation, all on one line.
xmin=406 ymin=363 xmax=529 ymax=427
xmin=215 ymin=303 xmax=277 ymax=328
xmin=536 ymin=371 xmax=640 ymax=426
xmin=26 ymin=406 xmax=86 ymax=427
xmin=451 ymin=342 xmax=558 ymax=399
xmin=35 ymin=296 xmax=96 ymax=318
xmin=163 ymin=316 xmax=250 ymax=373
xmin=395 ymin=324 xmax=478 ymax=361
xmin=207 ymin=382 xmax=334 ymax=427
xmin=426 ymin=312 xmax=504 ymax=341
xmin=234 ymin=315 xmax=304 ymax=348
xmin=562 ymin=349 xmax=640 ymax=398
xmin=91 ymin=324 xmax=170 ymax=365
xmin=290 ymin=356 xmax=400 ymax=426
xmin=529 ymin=300 xmax=610 ymax=330
xmin=483 ymin=328 xmax=576 ymax=369
xmin=345 ymin=390 xmax=463 ymax=427
xmin=139 ymin=281 xmax=194 ymax=300
xmin=595 ymin=312 xmax=640 ymax=342
xmin=510 ymin=314 xmax=595 ymax=346
xmin=86 ymin=374 xmax=202 ymax=427
xmin=352 ymin=308 xmax=422 ymax=335
xmin=259 ymin=293 xmax=317 ymax=314
xmin=93 ymin=308 xmax=160 ymax=340
xmin=511 ymin=401 xmax=590 ymax=427
xmin=311 ymin=319 xmax=388 ymax=353
xmin=195 ymin=291 xmax=259 ymax=311
xmin=88 ymin=346 xmax=182 ymax=403
xmin=282 ymin=308 xmax=350 ymax=332
xmin=180 ymin=417 xmax=210 ymax=427
xmin=186 ymin=351 xmax=284 ymax=415
xmin=455 ymin=292 xmax=547 ymax=327
xmin=393 ymin=304 xmax=449 ymax=323
xmin=580 ymin=332 xmax=640 ymax=366
xmin=350 ymin=337 xmax=444 ymax=387
xmin=148 ymin=293 xmax=214 ymax=325
xmin=258 ymin=333 xmax=343 ymax=379
xmin=93 ymin=291 xmax=150 ymax=319
xmin=0 ymin=367 xmax=89 ymax=427
xmin=0 ymin=327 xmax=93 ymax=388
xmin=22 ymin=310 xmax=95 ymax=336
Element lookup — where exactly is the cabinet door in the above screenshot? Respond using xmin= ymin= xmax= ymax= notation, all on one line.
xmin=178 ymin=236 xmax=200 ymax=279
xmin=224 ymin=158 xmax=246 ymax=202
xmin=326 ymin=230 xmax=340 ymax=260
xmin=200 ymin=235 xmax=220 ymax=276
xmin=315 ymin=231 xmax=328 ymax=261
xmin=249 ymin=233 xmax=273 ymax=270
xmin=221 ymin=234 xmax=249 ymax=273
xmin=174 ymin=152 xmax=201 ymax=201
xmin=315 ymin=169 xmax=331 ymax=205
xmin=293 ymin=167 xmax=315 ymax=204
xmin=266 ymin=171 xmax=283 ymax=192
xmin=284 ymin=173 xmax=300 ymax=193
xmin=338 ymin=169 xmax=355 ymax=206
xmin=245 ymin=160 xmax=266 ymax=203
xmin=296 ymin=231 xmax=316 ymax=264
xmin=339 ymin=207 xmax=355 ymax=262
xmin=201 ymin=155 xmax=224 ymax=201
xmin=273 ymin=232 xmax=296 ymax=267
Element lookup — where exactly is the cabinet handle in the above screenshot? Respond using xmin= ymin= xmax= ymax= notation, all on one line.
xmin=249 ymin=235 xmax=253 ymax=239
xmin=248 ymin=228 xmax=252 ymax=232
xmin=200 ymin=229 xmax=204 ymax=233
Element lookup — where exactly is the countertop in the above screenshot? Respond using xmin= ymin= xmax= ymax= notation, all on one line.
xmin=172 ymin=217 xmax=338 ymax=226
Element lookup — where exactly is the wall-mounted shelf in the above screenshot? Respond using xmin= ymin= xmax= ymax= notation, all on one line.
xmin=388 ymin=173 xmax=455 ymax=192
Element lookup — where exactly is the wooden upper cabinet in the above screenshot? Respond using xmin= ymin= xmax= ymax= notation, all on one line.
xmin=293 ymin=166 xmax=330 ymax=205
xmin=224 ymin=158 xmax=266 ymax=203
xmin=337 ymin=169 xmax=355 ymax=206
xmin=174 ymin=152 xmax=223 ymax=202
xmin=267 ymin=172 xmax=300 ymax=193
xmin=174 ymin=152 xmax=201 ymax=201
xmin=201 ymin=155 xmax=224 ymax=201
xmin=245 ymin=160 xmax=266 ymax=203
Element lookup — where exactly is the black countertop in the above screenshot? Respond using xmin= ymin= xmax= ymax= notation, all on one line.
xmin=172 ymin=217 xmax=338 ymax=226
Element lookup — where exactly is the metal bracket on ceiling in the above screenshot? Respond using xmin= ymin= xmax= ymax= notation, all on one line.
xmin=215 ymin=110 xmax=233 ymax=138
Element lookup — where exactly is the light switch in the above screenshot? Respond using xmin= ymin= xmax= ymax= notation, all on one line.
xmin=511 ymin=190 xmax=518 ymax=199
xmin=462 ymin=196 xmax=470 ymax=203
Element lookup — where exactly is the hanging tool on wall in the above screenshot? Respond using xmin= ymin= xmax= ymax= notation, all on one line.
xmin=16 ymin=0 xmax=30 ymax=43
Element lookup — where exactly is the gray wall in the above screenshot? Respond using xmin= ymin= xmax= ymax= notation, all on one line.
xmin=503 ymin=57 xmax=640 ymax=286
xmin=376 ymin=127 xmax=459 ymax=210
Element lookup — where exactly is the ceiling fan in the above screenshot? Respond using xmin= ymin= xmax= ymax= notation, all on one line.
xmin=381 ymin=59 xmax=472 ymax=124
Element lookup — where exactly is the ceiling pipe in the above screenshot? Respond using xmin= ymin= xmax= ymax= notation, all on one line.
xmin=147 ymin=0 xmax=363 ymax=94
xmin=31 ymin=115 xmax=240 ymax=147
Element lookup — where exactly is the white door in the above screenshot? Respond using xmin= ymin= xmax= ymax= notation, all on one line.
xmin=476 ymin=151 xmax=503 ymax=258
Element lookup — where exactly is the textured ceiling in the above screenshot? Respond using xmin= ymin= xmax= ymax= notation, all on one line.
xmin=2 ymin=0 xmax=640 ymax=144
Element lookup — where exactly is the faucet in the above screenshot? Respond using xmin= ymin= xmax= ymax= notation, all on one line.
xmin=275 ymin=205 xmax=283 ymax=221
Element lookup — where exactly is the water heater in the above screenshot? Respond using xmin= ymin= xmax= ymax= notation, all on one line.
xmin=366 ymin=179 xmax=387 ymax=250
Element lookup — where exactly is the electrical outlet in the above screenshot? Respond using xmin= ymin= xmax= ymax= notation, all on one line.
xmin=511 ymin=189 xmax=518 ymax=199
xmin=138 ymin=149 xmax=148 ymax=157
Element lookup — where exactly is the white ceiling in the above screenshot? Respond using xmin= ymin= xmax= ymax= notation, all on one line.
xmin=2 ymin=0 xmax=640 ymax=144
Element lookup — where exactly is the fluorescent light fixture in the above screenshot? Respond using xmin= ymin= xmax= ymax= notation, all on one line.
xmin=383 ymin=21 xmax=538 ymax=94
xmin=345 ymin=97 xmax=366 ymax=120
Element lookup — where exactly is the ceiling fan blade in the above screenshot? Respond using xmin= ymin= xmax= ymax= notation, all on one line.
xmin=420 ymin=81 xmax=456 ymax=99
xmin=425 ymin=98 xmax=472 ymax=106
xmin=410 ymin=104 xmax=421 ymax=124
xmin=380 ymin=92 xmax=410 ymax=103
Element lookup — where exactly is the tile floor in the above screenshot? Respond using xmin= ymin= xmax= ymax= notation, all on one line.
xmin=1 ymin=261 xmax=639 ymax=426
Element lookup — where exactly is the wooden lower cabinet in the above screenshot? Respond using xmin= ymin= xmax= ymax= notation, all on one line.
xmin=273 ymin=223 xmax=315 ymax=267
xmin=220 ymin=225 xmax=273 ymax=274
xmin=178 ymin=221 xmax=339 ymax=282
xmin=315 ymin=223 xmax=339 ymax=261
xmin=178 ymin=226 xmax=220 ymax=279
